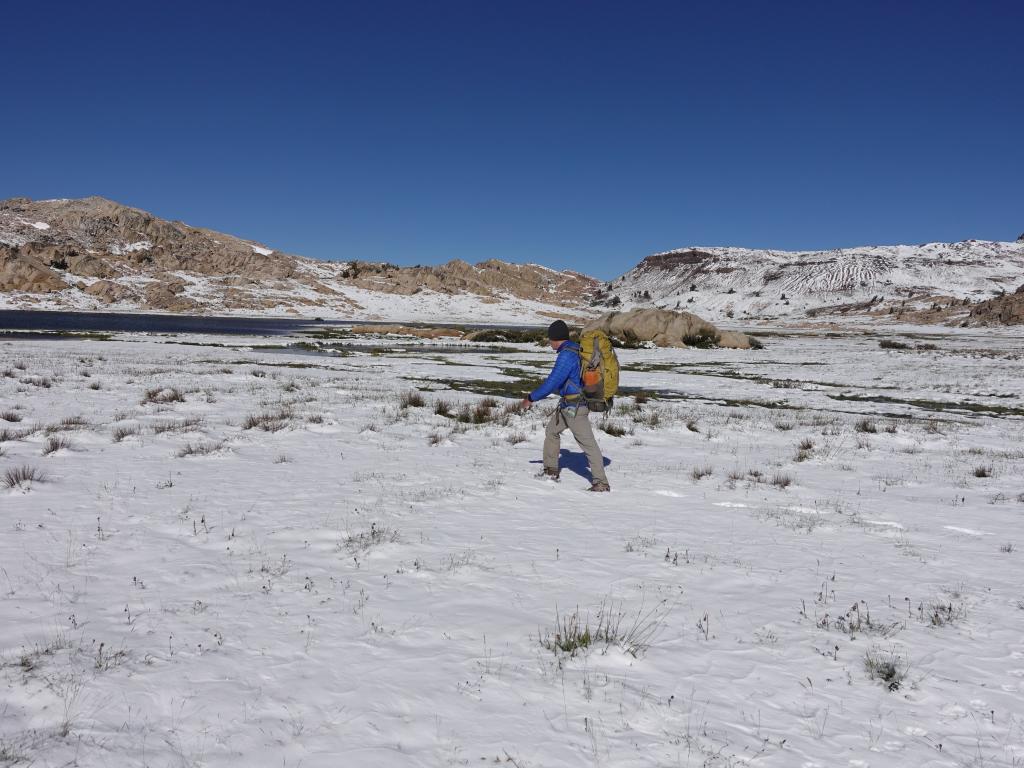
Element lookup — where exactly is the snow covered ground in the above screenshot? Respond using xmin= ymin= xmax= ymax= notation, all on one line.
xmin=0 ymin=284 xmax=592 ymax=326
xmin=1 ymin=328 xmax=1023 ymax=767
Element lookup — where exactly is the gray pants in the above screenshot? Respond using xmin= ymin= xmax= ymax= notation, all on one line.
xmin=544 ymin=405 xmax=609 ymax=485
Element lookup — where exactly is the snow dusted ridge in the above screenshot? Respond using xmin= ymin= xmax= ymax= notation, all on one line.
xmin=0 ymin=196 xmax=599 ymax=323
xmin=596 ymin=241 xmax=1024 ymax=325
xmin=1 ymin=329 xmax=1023 ymax=766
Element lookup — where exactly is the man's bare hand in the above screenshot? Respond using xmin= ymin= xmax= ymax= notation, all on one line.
xmin=521 ymin=398 xmax=533 ymax=410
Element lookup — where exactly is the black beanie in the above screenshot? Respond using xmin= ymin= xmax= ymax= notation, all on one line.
xmin=547 ymin=320 xmax=570 ymax=341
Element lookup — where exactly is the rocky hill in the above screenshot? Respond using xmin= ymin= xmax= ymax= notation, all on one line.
xmin=0 ymin=196 xmax=599 ymax=322
xmin=594 ymin=241 xmax=1024 ymax=325
xmin=964 ymin=283 xmax=1024 ymax=325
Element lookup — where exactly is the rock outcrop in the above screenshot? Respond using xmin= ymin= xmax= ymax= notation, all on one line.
xmin=965 ymin=284 xmax=1024 ymax=325
xmin=584 ymin=308 xmax=761 ymax=349
xmin=0 ymin=250 xmax=66 ymax=293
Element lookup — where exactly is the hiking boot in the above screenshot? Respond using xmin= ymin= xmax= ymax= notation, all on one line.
xmin=536 ymin=468 xmax=560 ymax=481
xmin=589 ymin=480 xmax=611 ymax=493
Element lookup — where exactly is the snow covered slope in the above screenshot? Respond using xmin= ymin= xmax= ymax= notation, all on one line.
xmin=597 ymin=241 xmax=1024 ymax=325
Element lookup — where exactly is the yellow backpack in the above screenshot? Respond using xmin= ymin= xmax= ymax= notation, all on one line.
xmin=578 ymin=329 xmax=619 ymax=412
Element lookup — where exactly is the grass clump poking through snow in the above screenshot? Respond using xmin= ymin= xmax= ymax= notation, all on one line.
xmin=3 ymin=465 xmax=47 ymax=490
xmin=142 ymin=386 xmax=185 ymax=404
xmin=455 ymin=399 xmax=498 ymax=425
xmin=864 ymin=647 xmax=908 ymax=691
xmin=855 ymin=418 xmax=878 ymax=434
xmin=42 ymin=436 xmax=72 ymax=455
xmin=600 ymin=421 xmax=628 ymax=437
xmin=0 ymin=410 xmax=22 ymax=423
xmin=398 ymin=389 xmax=426 ymax=409
xmin=433 ymin=399 xmax=453 ymax=417
xmin=112 ymin=425 xmax=140 ymax=443
xmin=242 ymin=409 xmax=292 ymax=432
xmin=44 ymin=415 xmax=90 ymax=434
xmin=342 ymin=522 xmax=400 ymax=553
xmin=691 ymin=465 xmax=713 ymax=481
xmin=0 ymin=428 xmax=27 ymax=443
xmin=795 ymin=437 xmax=815 ymax=462
xmin=152 ymin=416 xmax=204 ymax=434
xmin=540 ymin=599 xmax=668 ymax=659
xmin=177 ymin=441 xmax=225 ymax=458
xmin=973 ymin=465 xmax=993 ymax=478
xmin=771 ymin=473 xmax=793 ymax=489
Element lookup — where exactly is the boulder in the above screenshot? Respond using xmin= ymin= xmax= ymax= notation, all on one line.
xmin=0 ymin=248 xmax=66 ymax=292
xmin=84 ymin=280 xmax=136 ymax=304
xmin=143 ymin=282 xmax=199 ymax=312
xmin=584 ymin=308 xmax=761 ymax=349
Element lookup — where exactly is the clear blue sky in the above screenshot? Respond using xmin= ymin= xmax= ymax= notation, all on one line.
xmin=3 ymin=1 xmax=1021 ymax=279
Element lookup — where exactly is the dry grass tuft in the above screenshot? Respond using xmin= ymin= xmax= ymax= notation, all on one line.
xmin=112 ymin=424 xmax=141 ymax=443
xmin=45 ymin=415 xmax=90 ymax=434
xmin=42 ymin=436 xmax=73 ymax=455
xmin=177 ymin=441 xmax=225 ymax=458
xmin=152 ymin=416 xmax=204 ymax=434
xmin=242 ymin=410 xmax=292 ymax=432
xmin=691 ymin=465 xmax=713 ymax=481
xmin=399 ymin=390 xmax=426 ymax=409
xmin=2 ymin=465 xmax=48 ymax=489
xmin=142 ymin=387 xmax=185 ymax=405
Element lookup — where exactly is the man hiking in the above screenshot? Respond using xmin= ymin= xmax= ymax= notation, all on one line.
xmin=521 ymin=320 xmax=611 ymax=492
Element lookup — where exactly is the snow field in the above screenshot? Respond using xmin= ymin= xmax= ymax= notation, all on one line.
xmin=1 ymin=331 xmax=1023 ymax=767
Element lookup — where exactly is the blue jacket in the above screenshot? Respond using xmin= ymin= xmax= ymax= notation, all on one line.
xmin=529 ymin=341 xmax=583 ymax=405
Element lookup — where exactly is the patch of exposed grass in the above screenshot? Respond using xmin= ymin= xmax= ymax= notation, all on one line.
xmin=112 ymin=425 xmax=140 ymax=443
xmin=42 ymin=436 xmax=72 ymax=455
xmin=242 ymin=410 xmax=292 ymax=432
xmin=771 ymin=473 xmax=793 ymax=489
xmin=2 ymin=465 xmax=47 ymax=489
xmin=854 ymin=418 xmax=878 ymax=434
xmin=831 ymin=393 xmax=1024 ymax=418
xmin=44 ymin=415 xmax=90 ymax=434
xmin=599 ymin=421 xmax=628 ymax=437
xmin=691 ymin=465 xmax=713 ymax=481
xmin=152 ymin=416 xmax=205 ymax=434
xmin=540 ymin=599 xmax=667 ymax=658
xmin=0 ymin=427 xmax=28 ymax=443
xmin=399 ymin=389 xmax=426 ymax=409
xmin=177 ymin=441 xmax=225 ymax=458
xmin=142 ymin=387 xmax=185 ymax=405
xmin=864 ymin=647 xmax=907 ymax=691
xmin=342 ymin=522 xmax=400 ymax=553
xmin=0 ymin=410 xmax=22 ymax=423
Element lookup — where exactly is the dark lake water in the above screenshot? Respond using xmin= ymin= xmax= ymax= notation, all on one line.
xmin=0 ymin=310 xmax=538 ymax=337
